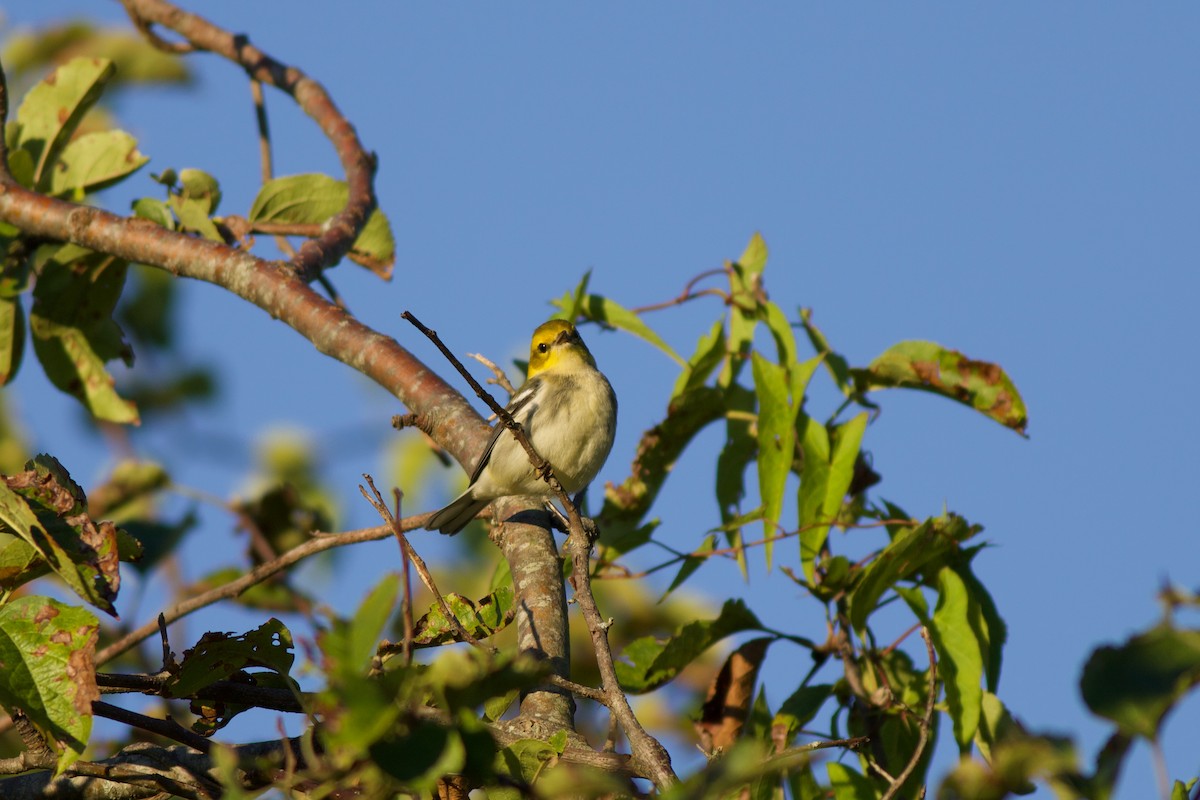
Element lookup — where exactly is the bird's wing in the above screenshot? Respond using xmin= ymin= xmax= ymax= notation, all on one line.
xmin=467 ymin=378 xmax=541 ymax=483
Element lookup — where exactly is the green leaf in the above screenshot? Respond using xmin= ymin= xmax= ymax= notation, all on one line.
xmin=45 ymin=130 xmax=148 ymax=198
xmin=0 ymin=455 xmax=122 ymax=614
xmin=1173 ymin=779 xmax=1199 ymax=800
xmin=772 ymin=683 xmax=833 ymax=744
xmin=798 ymin=413 xmax=867 ymax=582
xmin=14 ymin=57 xmax=115 ymax=190
xmin=177 ymin=168 xmax=222 ymax=214
xmin=248 ymin=173 xmax=396 ymax=268
xmin=550 ymin=269 xmax=591 ymax=325
xmin=736 ymin=231 xmax=768 ymax=276
xmin=719 ymin=233 xmax=768 ymax=387
xmin=751 ymin=352 xmax=797 ymax=568
xmin=930 ymin=567 xmax=984 ymax=748
xmin=760 ymin=301 xmax=798 ymax=371
xmin=671 ymin=319 xmax=725 ymax=400
xmin=412 ymin=587 xmax=515 ymax=646
xmin=660 ymin=531 xmax=717 ymax=600
xmin=165 ymin=618 xmax=295 ymax=698
xmin=855 ymin=340 xmax=1028 ymax=435
xmin=799 ymin=307 xmax=851 ymax=395
xmin=826 ymin=762 xmax=879 ymax=800
xmin=614 ymin=599 xmax=761 ymax=693
xmin=373 ymin=718 xmax=467 ymax=790
xmin=715 ymin=383 xmax=756 ymax=528
xmin=577 ymin=293 xmax=685 ymax=366
xmin=0 ymin=596 xmax=98 ymax=773
xmin=952 ymin=555 xmax=1007 ymax=693
xmin=848 ymin=514 xmax=974 ymax=635
xmin=0 ymin=295 xmax=25 ymax=386
xmin=131 ymin=197 xmax=175 ymax=229
xmin=30 ymin=247 xmax=138 ymax=424
xmin=1080 ymin=623 xmax=1200 ymax=740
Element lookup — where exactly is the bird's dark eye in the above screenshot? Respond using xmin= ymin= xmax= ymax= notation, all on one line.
xmin=537 ymin=343 xmax=550 ymax=354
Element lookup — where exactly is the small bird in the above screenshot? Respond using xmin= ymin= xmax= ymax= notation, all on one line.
xmin=425 ymin=320 xmax=617 ymax=535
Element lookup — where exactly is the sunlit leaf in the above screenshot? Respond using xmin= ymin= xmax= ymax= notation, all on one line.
xmin=412 ymin=587 xmax=515 ymax=647
xmin=849 ymin=514 xmax=975 ymax=635
xmin=752 ymin=352 xmax=796 ymax=568
xmin=248 ymin=173 xmax=396 ymax=273
xmin=45 ymin=130 xmax=148 ymax=197
xmin=798 ymin=413 xmax=867 ymax=582
xmin=14 ymin=57 xmax=115 ymax=189
xmin=671 ymin=319 xmax=725 ymax=400
xmin=931 ymin=567 xmax=984 ymax=747
xmin=578 ymin=293 xmax=685 ymax=366
xmin=0 ymin=455 xmax=121 ymax=614
xmin=614 ymin=599 xmax=762 ymax=693
xmin=854 ymin=340 xmax=1027 ymax=435
xmin=0 ymin=596 xmax=98 ymax=773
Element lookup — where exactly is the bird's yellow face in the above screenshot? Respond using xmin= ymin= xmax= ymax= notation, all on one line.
xmin=527 ymin=320 xmax=596 ymax=378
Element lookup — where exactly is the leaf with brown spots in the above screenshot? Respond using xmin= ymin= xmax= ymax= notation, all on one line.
xmin=0 ymin=455 xmax=121 ymax=614
xmin=853 ymin=340 xmax=1028 ymax=435
xmin=0 ymin=596 xmax=99 ymax=773
xmin=12 ymin=57 xmax=117 ymax=191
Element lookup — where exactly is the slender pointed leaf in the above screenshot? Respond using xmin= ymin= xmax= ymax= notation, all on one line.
xmin=579 ymin=293 xmax=684 ymax=366
xmin=931 ymin=567 xmax=984 ymax=747
xmin=614 ymin=599 xmax=762 ymax=693
xmin=752 ymin=352 xmax=796 ymax=568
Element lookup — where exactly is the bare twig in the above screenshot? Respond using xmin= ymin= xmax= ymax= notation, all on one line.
xmin=120 ymin=0 xmax=379 ymax=280
xmin=402 ymin=310 xmax=559 ymax=491
xmin=96 ymin=522 xmax=403 ymax=665
xmin=467 ymin=352 xmax=517 ymax=396
xmin=630 ymin=268 xmax=730 ymax=314
xmin=565 ymin=528 xmax=677 ymax=788
xmin=880 ymin=627 xmax=938 ymax=800
xmin=359 ymin=474 xmax=492 ymax=652
xmin=405 ymin=311 xmax=677 ymax=789
xmin=248 ymin=77 xmax=296 ymax=260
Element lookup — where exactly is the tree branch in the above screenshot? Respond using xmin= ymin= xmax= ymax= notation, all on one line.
xmin=96 ymin=521 xmax=402 ymax=665
xmin=120 ymin=0 xmax=378 ymax=281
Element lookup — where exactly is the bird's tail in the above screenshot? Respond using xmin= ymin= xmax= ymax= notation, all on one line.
xmin=425 ymin=492 xmax=490 ymax=535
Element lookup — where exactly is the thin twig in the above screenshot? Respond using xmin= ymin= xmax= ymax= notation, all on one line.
xmin=405 ymin=311 xmax=678 ymax=789
xmin=359 ymin=475 xmax=492 ymax=652
xmin=395 ymin=488 xmax=416 ymax=665
xmin=402 ymin=311 xmax=560 ymax=492
xmin=120 ymin=0 xmax=379 ymax=281
xmin=545 ymin=674 xmax=608 ymax=705
xmin=596 ymin=518 xmax=916 ymax=581
xmin=467 ymin=352 xmax=517 ymax=396
xmin=880 ymin=627 xmax=938 ymax=800
xmin=96 ymin=521 xmax=405 ymax=665
xmin=629 ymin=268 xmax=730 ymax=314
xmin=249 ymin=78 xmax=297 ymax=261
xmin=566 ymin=526 xmax=677 ymax=788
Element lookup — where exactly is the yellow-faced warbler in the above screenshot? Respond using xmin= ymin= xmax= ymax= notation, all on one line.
xmin=425 ymin=320 xmax=617 ymax=535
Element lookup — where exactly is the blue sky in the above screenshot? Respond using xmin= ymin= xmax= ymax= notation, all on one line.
xmin=3 ymin=2 xmax=1199 ymax=795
